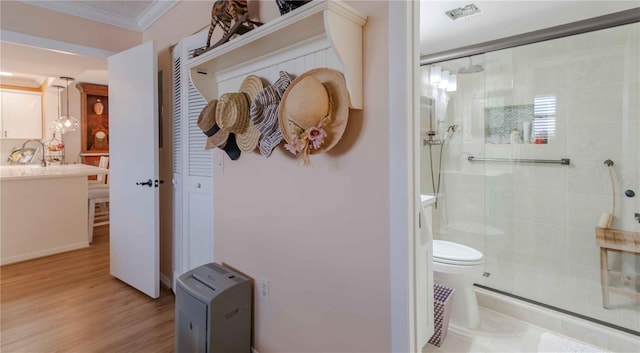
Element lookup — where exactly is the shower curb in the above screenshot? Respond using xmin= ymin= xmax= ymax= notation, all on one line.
xmin=474 ymin=286 xmax=640 ymax=353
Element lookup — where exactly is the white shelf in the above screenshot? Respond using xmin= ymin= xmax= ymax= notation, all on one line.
xmin=187 ymin=0 xmax=366 ymax=109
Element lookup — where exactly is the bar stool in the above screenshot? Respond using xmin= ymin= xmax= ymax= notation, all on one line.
xmin=88 ymin=185 xmax=109 ymax=243
xmin=89 ymin=156 xmax=109 ymax=185
xmin=88 ymin=156 xmax=109 ymax=243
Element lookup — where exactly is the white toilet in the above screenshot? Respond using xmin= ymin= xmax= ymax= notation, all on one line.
xmin=432 ymin=240 xmax=484 ymax=329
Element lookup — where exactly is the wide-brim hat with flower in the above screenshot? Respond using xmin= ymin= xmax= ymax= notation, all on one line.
xmin=250 ymin=71 xmax=294 ymax=157
xmin=278 ymin=68 xmax=349 ymax=165
xmin=215 ymin=75 xmax=263 ymax=152
xmin=197 ymin=99 xmax=229 ymax=150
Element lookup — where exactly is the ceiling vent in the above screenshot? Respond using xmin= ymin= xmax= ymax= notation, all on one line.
xmin=445 ymin=4 xmax=481 ymax=20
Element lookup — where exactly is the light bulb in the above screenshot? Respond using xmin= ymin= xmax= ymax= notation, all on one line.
xmin=430 ymin=66 xmax=442 ymax=85
xmin=439 ymin=70 xmax=450 ymax=89
xmin=57 ymin=115 xmax=79 ymax=133
xmin=447 ymin=74 xmax=457 ymax=92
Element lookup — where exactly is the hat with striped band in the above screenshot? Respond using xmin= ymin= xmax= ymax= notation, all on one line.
xmin=197 ymin=99 xmax=229 ymax=150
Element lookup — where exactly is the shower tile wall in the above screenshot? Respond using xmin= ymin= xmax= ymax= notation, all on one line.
xmin=423 ymin=23 xmax=640 ymax=332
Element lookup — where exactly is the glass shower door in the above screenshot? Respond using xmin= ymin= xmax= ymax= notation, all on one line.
xmin=424 ymin=21 xmax=640 ymax=333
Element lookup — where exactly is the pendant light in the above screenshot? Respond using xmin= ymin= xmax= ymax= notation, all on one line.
xmin=56 ymin=76 xmax=79 ymax=133
xmin=53 ymin=85 xmax=64 ymax=117
xmin=51 ymin=85 xmax=64 ymax=132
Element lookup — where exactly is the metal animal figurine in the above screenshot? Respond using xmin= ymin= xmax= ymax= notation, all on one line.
xmin=194 ymin=0 xmax=263 ymax=56
xmin=275 ymin=0 xmax=312 ymax=15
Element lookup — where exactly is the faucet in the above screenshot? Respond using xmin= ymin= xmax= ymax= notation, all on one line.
xmin=21 ymin=139 xmax=46 ymax=166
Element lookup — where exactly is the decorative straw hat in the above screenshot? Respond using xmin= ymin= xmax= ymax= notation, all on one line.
xmin=215 ymin=75 xmax=263 ymax=152
xmin=197 ymin=99 xmax=229 ymax=150
xmin=278 ymin=68 xmax=349 ymax=163
xmin=250 ymin=71 xmax=294 ymax=157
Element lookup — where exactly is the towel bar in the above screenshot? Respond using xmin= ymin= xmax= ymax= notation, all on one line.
xmin=468 ymin=156 xmax=570 ymax=165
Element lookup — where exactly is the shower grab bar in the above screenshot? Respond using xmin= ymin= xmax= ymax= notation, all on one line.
xmin=468 ymin=156 xmax=571 ymax=165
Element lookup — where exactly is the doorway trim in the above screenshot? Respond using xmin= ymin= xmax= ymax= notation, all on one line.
xmin=389 ymin=0 xmax=421 ymax=352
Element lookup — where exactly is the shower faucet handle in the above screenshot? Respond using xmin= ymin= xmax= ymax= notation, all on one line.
xmin=635 ymin=213 xmax=640 ymax=223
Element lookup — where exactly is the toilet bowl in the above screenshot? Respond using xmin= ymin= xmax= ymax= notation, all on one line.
xmin=432 ymin=240 xmax=484 ymax=329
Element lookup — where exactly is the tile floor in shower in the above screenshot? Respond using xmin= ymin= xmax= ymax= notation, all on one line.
xmin=424 ymin=308 xmax=611 ymax=353
xmin=481 ymin=257 xmax=640 ymax=333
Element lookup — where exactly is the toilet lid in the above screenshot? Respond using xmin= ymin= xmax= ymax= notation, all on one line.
xmin=433 ymin=240 xmax=483 ymax=263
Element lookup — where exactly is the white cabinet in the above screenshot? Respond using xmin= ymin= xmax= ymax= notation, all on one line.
xmin=0 ymin=89 xmax=43 ymax=139
xmin=172 ymin=30 xmax=215 ymax=290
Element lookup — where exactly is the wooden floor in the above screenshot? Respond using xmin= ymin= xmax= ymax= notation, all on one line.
xmin=0 ymin=226 xmax=175 ymax=353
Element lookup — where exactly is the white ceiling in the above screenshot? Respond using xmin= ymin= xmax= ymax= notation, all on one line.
xmin=420 ymin=1 xmax=640 ymax=56
xmin=0 ymin=41 xmax=109 ymax=87
xmin=21 ymin=0 xmax=178 ymax=32
xmin=1 ymin=1 xmax=638 ymax=88
xmin=1 ymin=0 xmax=180 ymax=87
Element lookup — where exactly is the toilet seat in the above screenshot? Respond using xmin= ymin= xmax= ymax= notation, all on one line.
xmin=433 ymin=240 xmax=483 ymax=266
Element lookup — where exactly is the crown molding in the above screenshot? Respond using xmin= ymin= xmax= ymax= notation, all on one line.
xmin=137 ymin=0 xmax=179 ymax=32
xmin=20 ymin=0 xmax=179 ymax=32
xmin=1 ymin=30 xmax=115 ymax=58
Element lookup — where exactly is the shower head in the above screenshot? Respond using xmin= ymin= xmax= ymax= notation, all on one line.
xmin=458 ymin=57 xmax=484 ymax=74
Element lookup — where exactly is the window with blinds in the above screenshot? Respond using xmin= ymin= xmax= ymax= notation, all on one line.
xmin=533 ymin=95 xmax=557 ymax=140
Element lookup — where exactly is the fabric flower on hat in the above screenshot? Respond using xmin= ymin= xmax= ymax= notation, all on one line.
xmin=284 ymin=114 xmax=331 ymax=166
xmin=307 ymin=127 xmax=327 ymax=150
xmin=284 ymin=135 xmax=305 ymax=154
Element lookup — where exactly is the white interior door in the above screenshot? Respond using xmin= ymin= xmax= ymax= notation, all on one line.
xmin=108 ymin=41 xmax=159 ymax=298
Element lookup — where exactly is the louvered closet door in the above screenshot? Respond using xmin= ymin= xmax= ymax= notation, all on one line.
xmin=181 ymin=31 xmax=214 ymax=274
xmin=183 ymin=74 xmax=214 ymax=271
xmin=171 ymin=44 xmax=184 ymax=289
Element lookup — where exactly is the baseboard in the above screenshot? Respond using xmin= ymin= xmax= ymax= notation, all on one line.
xmin=160 ymin=272 xmax=172 ymax=290
xmin=475 ymin=286 xmax=640 ymax=353
xmin=1 ymin=242 xmax=89 ymax=266
xmin=173 ymin=270 xmax=181 ymax=294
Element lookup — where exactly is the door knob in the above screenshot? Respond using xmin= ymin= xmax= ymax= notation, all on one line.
xmin=136 ymin=179 xmax=153 ymax=187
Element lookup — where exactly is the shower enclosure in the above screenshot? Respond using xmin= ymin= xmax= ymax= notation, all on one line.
xmin=420 ymin=20 xmax=639 ymax=334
